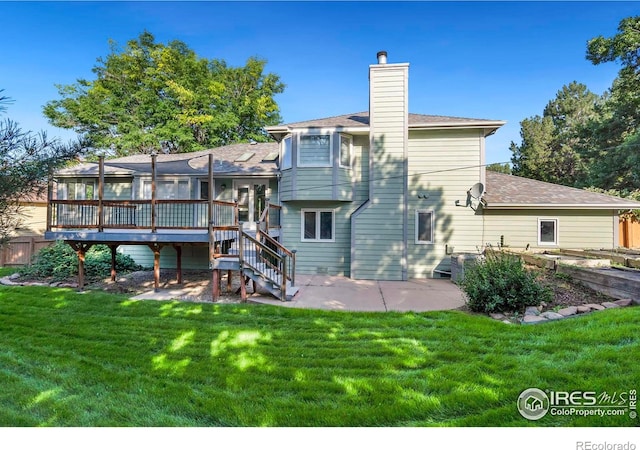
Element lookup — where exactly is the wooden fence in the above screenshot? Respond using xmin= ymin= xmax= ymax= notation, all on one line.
xmin=620 ymin=217 xmax=640 ymax=249
xmin=0 ymin=236 xmax=53 ymax=266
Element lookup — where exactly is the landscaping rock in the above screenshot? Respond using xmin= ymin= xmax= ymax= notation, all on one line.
xmin=557 ymin=306 xmax=578 ymax=317
xmin=614 ymin=299 xmax=632 ymax=307
xmin=584 ymin=303 xmax=605 ymax=311
xmin=525 ymin=307 xmax=540 ymax=316
xmin=522 ymin=315 xmax=548 ymax=324
xmin=601 ymin=302 xmax=621 ymax=309
xmin=541 ymin=311 xmax=564 ymax=320
xmin=577 ymin=306 xmax=592 ymax=314
xmin=0 ymin=277 xmax=20 ymax=286
xmin=8 ymin=273 xmax=20 ymax=280
xmin=490 ymin=313 xmax=506 ymax=320
xmin=502 ymin=320 xmax=513 ymax=325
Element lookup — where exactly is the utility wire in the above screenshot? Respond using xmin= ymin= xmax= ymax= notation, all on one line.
xmin=275 ymin=161 xmax=512 ymax=196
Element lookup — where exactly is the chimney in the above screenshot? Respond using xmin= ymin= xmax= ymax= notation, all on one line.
xmin=355 ymin=51 xmax=409 ymax=280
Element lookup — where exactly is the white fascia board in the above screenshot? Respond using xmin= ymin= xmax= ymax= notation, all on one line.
xmin=409 ymin=121 xmax=506 ymax=131
xmin=485 ymin=203 xmax=640 ymax=210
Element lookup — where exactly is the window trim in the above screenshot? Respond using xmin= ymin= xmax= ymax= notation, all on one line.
xmin=297 ymin=132 xmax=333 ymax=168
xmin=415 ymin=210 xmax=435 ymax=244
xmin=141 ymin=177 xmax=191 ymax=200
xmin=59 ymin=179 xmax=96 ymax=200
xmin=300 ymin=208 xmax=335 ymax=242
xmin=538 ymin=218 xmax=559 ymax=246
xmin=339 ymin=133 xmax=352 ymax=168
xmin=281 ymin=135 xmax=292 ymax=170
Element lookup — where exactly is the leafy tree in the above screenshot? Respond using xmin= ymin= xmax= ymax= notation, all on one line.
xmin=511 ymin=82 xmax=597 ymax=186
xmin=486 ymin=162 xmax=512 ymax=174
xmin=43 ymin=31 xmax=285 ymax=156
xmin=584 ymin=16 xmax=640 ymax=191
xmin=0 ymin=91 xmax=85 ymax=245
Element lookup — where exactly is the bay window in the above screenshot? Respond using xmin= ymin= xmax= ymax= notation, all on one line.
xmin=298 ymin=134 xmax=332 ymax=167
xmin=339 ymin=134 xmax=352 ymax=168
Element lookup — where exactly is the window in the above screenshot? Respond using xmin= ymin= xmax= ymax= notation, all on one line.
xmin=58 ymin=180 xmax=96 ymax=200
xmin=538 ymin=219 xmax=558 ymax=246
xmin=281 ymin=136 xmax=292 ymax=170
xmin=416 ymin=210 xmax=434 ymax=244
xmin=142 ymin=179 xmax=190 ymax=199
xmin=339 ymin=134 xmax=352 ymax=168
xmin=298 ymin=134 xmax=331 ymax=167
xmin=301 ymin=209 xmax=334 ymax=242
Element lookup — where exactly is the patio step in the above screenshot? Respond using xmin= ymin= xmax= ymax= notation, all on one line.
xmin=242 ymin=263 xmax=298 ymax=301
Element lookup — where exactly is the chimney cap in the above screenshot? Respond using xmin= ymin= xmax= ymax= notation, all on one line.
xmin=376 ymin=51 xmax=388 ymax=64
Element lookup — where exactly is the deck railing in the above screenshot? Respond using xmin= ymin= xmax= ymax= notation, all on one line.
xmin=257 ymin=201 xmax=282 ymax=232
xmin=48 ymin=199 xmax=238 ymax=231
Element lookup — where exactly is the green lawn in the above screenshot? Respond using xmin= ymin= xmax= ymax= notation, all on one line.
xmin=0 ymin=285 xmax=637 ymax=427
xmin=0 ymin=267 xmax=18 ymax=277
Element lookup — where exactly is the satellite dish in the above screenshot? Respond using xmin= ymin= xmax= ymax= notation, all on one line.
xmin=469 ymin=182 xmax=485 ymax=199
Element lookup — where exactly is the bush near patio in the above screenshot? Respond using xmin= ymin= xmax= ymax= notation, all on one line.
xmin=459 ymin=251 xmax=552 ymax=313
xmin=0 ymin=285 xmax=637 ymax=426
xmin=19 ymin=241 xmax=142 ymax=282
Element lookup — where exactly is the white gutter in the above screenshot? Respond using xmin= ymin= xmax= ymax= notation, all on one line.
xmin=485 ymin=203 xmax=640 ymax=210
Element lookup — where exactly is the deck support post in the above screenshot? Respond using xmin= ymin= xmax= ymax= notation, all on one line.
xmin=68 ymin=242 xmax=93 ymax=291
xmin=109 ymin=244 xmax=117 ymax=281
xmin=147 ymin=243 xmax=163 ymax=292
xmin=212 ymin=269 xmax=221 ymax=301
xmin=227 ymin=270 xmax=232 ymax=292
xmin=240 ymin=274 xmax=247 ymax=302
xmin=174 ymin=245 xmax=183 ymax=284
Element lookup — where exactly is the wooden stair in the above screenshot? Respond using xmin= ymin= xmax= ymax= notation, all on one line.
xmin=210 ymin=223 xmax=297 ymax=302
xmin=242 ymin=263 xmax=299 ymax=301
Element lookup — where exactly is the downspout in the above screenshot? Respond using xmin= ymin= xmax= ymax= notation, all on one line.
xmin=208 ymin=153 xmax=214 ymax=268
xmin=46 ymin=176 xmax=53 ymax=232
xmin=401 ymin=71 xmax=409 ymax=281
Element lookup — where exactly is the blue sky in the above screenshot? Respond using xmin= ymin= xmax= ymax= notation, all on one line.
xmin=1 ymin=1 xmax=637 ymax=164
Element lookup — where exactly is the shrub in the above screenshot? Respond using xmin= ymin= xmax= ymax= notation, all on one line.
xmin=459 ymin=251 xmax=552 ymax=314
xmin=21 ymin=241 xmax=142 ymax=281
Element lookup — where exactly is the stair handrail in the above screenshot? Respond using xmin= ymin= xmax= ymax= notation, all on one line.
xmin=240 ymin=229 xmax=288 ymax=300
xmin=256 ymin=228 xmax=296 ymax=287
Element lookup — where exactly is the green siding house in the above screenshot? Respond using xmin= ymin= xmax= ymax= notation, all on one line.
xmin=46 ymin=51 xmax=640 ymax=291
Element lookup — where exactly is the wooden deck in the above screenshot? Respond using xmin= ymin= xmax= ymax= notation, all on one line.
xmin=45 ymin=154 xmax=291 ymax=300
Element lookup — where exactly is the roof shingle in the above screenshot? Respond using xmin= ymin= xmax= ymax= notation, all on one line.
xmin=55 ymin=143 xmax=279 ymax=177
xmin=267 ymin=112 xmax=504 ymax=130
xmin=484 ymin=171 xmax=640 ymax=209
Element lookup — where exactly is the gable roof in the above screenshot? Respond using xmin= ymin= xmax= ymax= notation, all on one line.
xmin=484 ymin=171 xmax=640 ymax=210
xmin=266 ymin=112 xmax=505 ymax=136
xmin=55 ymin=142 xmax=279 ymax=178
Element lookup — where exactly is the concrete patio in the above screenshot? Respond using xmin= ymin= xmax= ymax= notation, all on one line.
xmin=248 ymin=274 xmax=466 ymax=312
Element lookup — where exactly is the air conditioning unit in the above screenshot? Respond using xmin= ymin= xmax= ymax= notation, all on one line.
xmin=450 ymin=253 xmax=483 ymax=282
